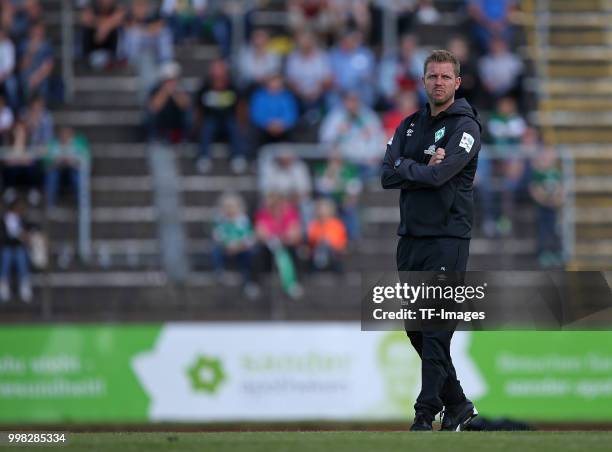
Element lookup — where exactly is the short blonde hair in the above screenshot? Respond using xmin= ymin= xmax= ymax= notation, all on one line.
xmin=424 ymin=50 xmax=460 ymax=77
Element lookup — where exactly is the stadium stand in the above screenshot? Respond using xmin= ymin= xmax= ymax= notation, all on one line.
xmin=3 ymin=0 xmax=596 ymax=321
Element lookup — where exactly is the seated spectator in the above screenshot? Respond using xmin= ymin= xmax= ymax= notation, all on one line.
xmin=146 ymin=62 xmax=191 ymax=143
xmin=237 ymin=29 xmax=281 ymax=93
xmin=195 ymin=58 xmax=246 ymax=174
xmin=319 ymin=90 xmax=385 ymax=181
xmin=378 ymin=34 xmax=426 ymax=108
xmin=1 ymin=120 xmax=44 ymax=203
xmin=211 ymin=193 xmax=260 ymax=299
xmin=249 ymin=73 xmax=298 ymax=151
xmin=6 ymin=0 xmax=44 ymax=44
xmin=328 ymin=30 xmax=375 ymax=107
xmin=124 ymin=0 xmax=173 ymax=66
xmin=161 ymin=0 xmax=231 ymax=55
xmin=0 ymin=198 xmax=33 ymax=302
xmin=447 ymin=35 xmax=481 ymax=106
xmin=382 ymin=89 xmax=419 ymax=140
xmin=79 ymin=0 xmax=126 ymax=69
xmin=372 ymin=0 xmax=418 ymax=38
xmin=18 ymin=23 xmax=54 ymax=102
xmin=468 ymin=0 xmax=515 ymax=52
xmin=285 ymin=30 xmax=332 ymax=119
xmin=326 ymin=0 xmax=371 ymax=39
xmin=24 ymin=96 xmax=53 ymax=146
xmin=487 ymin=96 xmax=527 ymax=145
xmin=493 ymin=97 xmax=527 ymax=234
xmin=259 ymin=148 xmax=313 ymax=229
xmin=307 ymin=198 xmax=347 ymax=272
xmin=254 ymin=192 xmax=303 ymax=298
xmin=0 ymin=95 xmax=14 ymax=146
xmin=44 ymin=126 xmax=90 ymax=209
xmin=314 ymin=150 xmax=362 ymax=240
xmin=287 ymin=0 xmax=334 ymax=38
xmin=529 ymin=146 xmax=563 ymax=268
xmin=0 ymin=28 xmax=18 ymax=110
xmin=478 ymin=36 xmax=523 ymax=106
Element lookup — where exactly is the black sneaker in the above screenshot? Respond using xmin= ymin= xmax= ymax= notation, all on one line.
xmin=440 ymin=400 xmax=478 ymax=431
xmin=410 ymin=412 xmax=433 ymax=431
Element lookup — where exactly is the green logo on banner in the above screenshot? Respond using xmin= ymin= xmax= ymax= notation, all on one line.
xmin=434 ymin=127 xmax=445 ymax=142
xmin=187 ymin=356 xmax=226 ymax=393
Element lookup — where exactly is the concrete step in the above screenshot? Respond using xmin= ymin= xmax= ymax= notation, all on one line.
xmin=522 ymin=46 xmax=612 ymax=61
xmin=541 ymin=98 xmax=612 ymax=112
xmin=576 ymin=240 xmax=612 ymax=257
xmin=577 ymin=224 xmax=612 ymax=240
xmin=552 ymin=128 xmax=612 ymax=143
xmin=576 ymin=194 xmax=612 ymax=208
xmin=548 ymin=30 xmax=609 ymax=46
xmin=575 ymin=160 xmax=612 ymax=177
xmin=547 ymin=64 xmax=612 ymax=78
xmin=574 ymin=207 xmax=612 ymax=224
xmin=548 ymin=0 xmax=611 ymax=12
xmin=516 ymin=11 xmax=612 ymax=27
xmin=92 ymin=189 xmax=153 ymax=207
xmin=575 ymin=177 xmax=612 ymax=193
xmin=544 ymin=78 xmax=612 ymax=95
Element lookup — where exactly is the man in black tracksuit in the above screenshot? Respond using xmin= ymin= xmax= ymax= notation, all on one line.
xmin=381 ymin=50 xmax=481 ymax=432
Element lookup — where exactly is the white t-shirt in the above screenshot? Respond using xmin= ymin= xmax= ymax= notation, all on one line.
xmin=286 ymin=50 xmax=331 ymax=97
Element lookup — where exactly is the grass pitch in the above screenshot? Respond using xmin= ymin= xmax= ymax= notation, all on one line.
xmin=4 ymin=431 xmax=612 ymax=452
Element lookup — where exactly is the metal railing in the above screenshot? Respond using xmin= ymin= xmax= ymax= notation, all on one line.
xmin=0 ymin=146 xmax=92 ymax=262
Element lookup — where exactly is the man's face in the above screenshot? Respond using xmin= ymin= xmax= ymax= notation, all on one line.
xmin=423 ymin=62 xmax=461 ymax=107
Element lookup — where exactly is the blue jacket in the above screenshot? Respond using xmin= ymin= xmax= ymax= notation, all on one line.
xmin=250 ymin=88 xmax=298 ymax=129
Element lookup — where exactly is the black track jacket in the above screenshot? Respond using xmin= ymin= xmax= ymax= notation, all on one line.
xmin=381 ymin=98 xmax=482 ymax=239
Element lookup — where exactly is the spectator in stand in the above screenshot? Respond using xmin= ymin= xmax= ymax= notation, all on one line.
xmin=1 ymin=120 xmax=43 ymax=204
xmin=529 ymin=146 xmax=563 ymax=268
xmin=146 ymin=62 xmax=191 ymax=143
xmin=161 ymin=0 xmax=231 ymax=56
xmin=307 ymin=198 xmax=347 ymax=272
xmin=44 ymin=126 xmax=90 ymax=209
xmin=195 ymin=58 xmax=246 ymax=174
xmin=319 ymin=90 xmax=385 ymax=181
xmin=79 ymin=0 xmax=126 ymax=69
xmin=372 ymin=0 xmax=418 ymax=37
xmin=487 ymin=96 xmax=527 ymax=145
xmin=19 ymin=23 xmax=54 ymax=102
xmin=254 ymin=192 xmax=303 ymax=298
xmin=259 ymin=149 xmax=312 ymax=201
xmin=211 ymin=192 xmax=260 ymax=299
xmin=447 ymin=35 xmax=481 ymax=106
xmin=314 ymin=149 xmax=362 ymax=240
xmin=478 ymin=36 xmax=523 ymax=107
xmin=468 ymin=0 xmax=516 ymax=52
xmin=0 ymin=94 xmax=14 ymax=145
xmin=287 ymin=0 xmax=334 ymax=39
xmin=24 ymin=96 xmax=53 ymax=146
xmin=0 ymin=28 xmax=18 ymax=111
xmin=249 ymin=73 xmax=298 ymax=150
xmin=237 ymin=29 xmax=281 ymax=93
xmin=326 ymin=0 xmax=371 ymax=39
xmin=124 ymin=0 xmax=173 ymax=66
xmin=259 ymin=148 xmax=313 ymax=229
xmin=285 ymin=30 xmax=332 ymax=121
xmin=0 ymin=198 xmax=33 ymax=302
xmin=378 ymin=34 xmax=427 ymax=108
xmin=328 ymin=30 xmax=376 ymax=107
xmin=5 ymin=0 xmax=44 ymax=44
xmin=382 ymin=89 xmax=419 ymax=140
xmin=478 ymin=97 xmax=527 ymax=237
